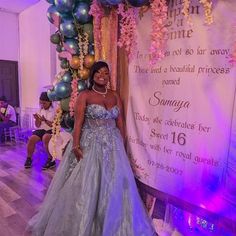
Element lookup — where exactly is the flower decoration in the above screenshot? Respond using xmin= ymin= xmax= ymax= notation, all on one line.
xmin=117 ymin=3 xmax=138 ymax=60
xmin=89 ymin=0 xmax=105 ymax=53
xmin=149 ymin=0 xmax=168 ymax=65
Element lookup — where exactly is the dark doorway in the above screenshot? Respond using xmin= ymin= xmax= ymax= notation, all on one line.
xmin=0 ymin=60 xmax=19 ymax=107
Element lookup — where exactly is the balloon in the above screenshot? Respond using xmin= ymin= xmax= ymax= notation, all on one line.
xmin=47 ymin=89 xmax=59 ymax=101
xmin=78 ymin=67 xmax=90 ymax=80
xmin=55 ymin=82 xmax=72 ymax=99
xmin=75 ymin=0 xmax=91 ymax=4
xmin=84 ymin=54 xmax=95 ymax=69
xmin=88 ymin=44 xmax=95 ymax=55
xmin=64 ymin=113 xmax=74 ymax=129
xmin=48 ymin=131 xmax=72 ymax=160
xmin=50 ymin=33 xmax=61 ymax=44
xmin=60 ymin=59 xmax=69 ymax=69
xmin=60 ymin=97 xmax=70 ymax=112
xmin=127 ymin=0 xmax=149 ymax=7
xmin=77 ymin=80 xmax=87 ymax=91
xmin=56 ymin=45 xmax=64 ymax=53
xmin=82 ymin=23 xmax=93 ymax=43
xmin=60 ymin=113 xmax=68 ymax=129
xmin=73 ymin=2 xmax=92 ymax=24
xmin=61 ymin=71 xmax=73 ymax=83
xmin=46 ymin=0 xmax=55 ymax=3
xmin=60 ymin=20 xmax=77 ymax=38
xmin=63 ymin=38 xmax=80 ymax=54
xmin=47 ymin=5 xmax=61 ymax=27
xmin=59 ymin=51 xmax=72 ymax=61
xmin=99 ymin=0 xmax=122 ymax=6
xmin=70 ymin=56 xmax=81 ymax=69
xmin=54 ymin=0 xmax=75 ymax=14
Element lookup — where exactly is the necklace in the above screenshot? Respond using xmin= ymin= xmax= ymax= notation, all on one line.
xmin=92 ymin=85 xmax=107 ymax=97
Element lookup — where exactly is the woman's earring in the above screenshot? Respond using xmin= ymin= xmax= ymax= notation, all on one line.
xmin=106 ymin=81 xmax=111 ymax=89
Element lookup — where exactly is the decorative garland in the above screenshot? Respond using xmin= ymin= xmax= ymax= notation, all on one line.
xmin=51 ymin=107 xmax=63 ymax=159
xmin=199 ymin=0 xmax=214 ymax=25
xmin=69 ymin=76 xmax=79 ymax=116
xmin=149 ymin=0 xmax=168 ymax=65
xmin=117 ymin=3 xmax=138 ymax=60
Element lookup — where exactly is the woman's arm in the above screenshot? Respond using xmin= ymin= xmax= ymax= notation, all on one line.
xmin=72 ymin=91 xmax=87 ymax=160
xmin=115 ymin=92 xmax=126 ymax=141
xmin=33 ymin=113 xmax=42 ymax=128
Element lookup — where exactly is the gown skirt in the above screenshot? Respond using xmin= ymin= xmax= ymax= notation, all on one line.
xmin=27 ymin=104 xmax=156 ymax=236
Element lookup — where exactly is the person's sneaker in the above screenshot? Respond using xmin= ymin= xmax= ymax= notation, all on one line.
xmin=24 ymin=157 xmax=32 ymax=168
xmin=42 ymin=160 xmax=56 ymax=170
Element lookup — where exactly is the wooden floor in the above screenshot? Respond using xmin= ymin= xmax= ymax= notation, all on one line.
xmin=0 ymin=142 xmax=56 ymax=236
xmin=0 ymin=142 xmax=235 ymax=236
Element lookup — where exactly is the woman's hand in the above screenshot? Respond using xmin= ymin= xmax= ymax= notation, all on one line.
xmin=72 ymin=146 xmax=83 ymax=161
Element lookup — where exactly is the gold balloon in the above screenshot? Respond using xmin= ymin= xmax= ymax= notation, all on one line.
xmin=84 ymin=54 xmax=95 ymax=69
xmin=70 ymin=56 xmax=80 ymax=69
xmin=78 ymin=67 xmax=90 ymax=80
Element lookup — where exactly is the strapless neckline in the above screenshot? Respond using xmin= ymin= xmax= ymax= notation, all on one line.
xmin=87 ymin=104 xmax=119 ymax=112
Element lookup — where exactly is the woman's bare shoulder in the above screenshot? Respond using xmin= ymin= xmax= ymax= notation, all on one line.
xmin=78 ymin=90 xmax=91 ymax=99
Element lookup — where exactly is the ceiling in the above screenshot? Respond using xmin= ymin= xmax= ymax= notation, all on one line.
xmin=0 ymin=0 xmax=40 ymax=14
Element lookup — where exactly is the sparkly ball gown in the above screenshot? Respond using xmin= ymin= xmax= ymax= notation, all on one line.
xmin=27 ymin=104 xmax=156 ymax=236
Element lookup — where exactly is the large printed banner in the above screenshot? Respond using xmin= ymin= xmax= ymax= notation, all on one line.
xmin=126 ymin=0 xmax=236 ymax=219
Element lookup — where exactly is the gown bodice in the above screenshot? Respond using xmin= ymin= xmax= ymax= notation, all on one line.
xmin=85 ymin=104 xmax=119 ymax=120
xmin=83 ymin=104 xmax=119 ymax=129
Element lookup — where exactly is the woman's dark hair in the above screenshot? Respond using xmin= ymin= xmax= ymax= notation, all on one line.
xmin=88 ymin=61 xmax=109 ymax=90
xmin=40 ymin=92 xmax=50 ymax=102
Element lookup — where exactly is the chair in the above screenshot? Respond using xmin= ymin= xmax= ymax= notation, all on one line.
xmin=3 ymin=107 xmax=21 ymax=143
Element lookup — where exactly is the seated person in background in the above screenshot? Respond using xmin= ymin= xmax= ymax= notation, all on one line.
xmin=24 ymin=92 xmax=56 ymax=170
xmin=0 ymin=96 xmax=17 ymax=143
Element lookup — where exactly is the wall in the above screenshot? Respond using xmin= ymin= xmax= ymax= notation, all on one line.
xmin=0 ymin=10 xmax=19 ymax=61
xmin=19 ymin=0 xmax=56 ymax=110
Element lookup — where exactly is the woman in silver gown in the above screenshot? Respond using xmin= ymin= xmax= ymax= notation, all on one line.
xmin=27 ymin=61 xmax=156 ymax=236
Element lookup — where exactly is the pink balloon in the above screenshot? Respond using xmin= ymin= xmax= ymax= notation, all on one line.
xmin=63 ymin=42 xmax=76 ymax=55
xmin=51 ymin=13 xmax=61 ymax=28
xmin=59 ymin=51 xmax=72 ymax=61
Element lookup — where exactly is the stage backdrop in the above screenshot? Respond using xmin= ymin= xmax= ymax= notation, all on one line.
xmin=126 ymin=0 xmax=236 ymax=220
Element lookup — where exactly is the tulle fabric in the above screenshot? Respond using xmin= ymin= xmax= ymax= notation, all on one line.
xmin=27 ymin=105 xmax=155 ymax=236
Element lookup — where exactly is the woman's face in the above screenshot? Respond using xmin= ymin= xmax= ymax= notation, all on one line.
xmin=93 ymin=67 xmax=110 ymax=86
xmin=40 ymin=100 xmax=51 ymax=110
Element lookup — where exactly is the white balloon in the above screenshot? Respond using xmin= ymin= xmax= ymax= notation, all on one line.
xmin=49 ymin=131 xmax=72 ymax=160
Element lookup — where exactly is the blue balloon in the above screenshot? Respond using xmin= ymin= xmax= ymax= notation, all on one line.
xmin=47 ymin=89 xmax=59 ymax=101
xmin=47 ymin=5 xmax=61 ymax=25
xmin=88 ymin=44 xmax=94 ymax=55
xmin=63 ymin=38 xmax=80 ymax=54
xmin=61 ymin=71 xmax=73 ymax=83
xmin=77 ymin=80 xmax=87 ymax=92
xmin=99 ymin=0 xmax=122 ymax=6
xmin=55 ymin=82 xmax=72 ymax=99
xmin=55 ymin=0 xmax=75 ymax=14
xmin=64 ymin=113 xmax=74 ymax=129
xmin=60 ymin=112 xmax=74 ymax=131
xmin=56 ymin=45 xmax=65 ymax=53
xmin=46 ymin=0 xmax=55 ymax=3
xmin=60 ymin=20 xmax=77 ymax=38
xmin=73 ymin=2 xmax=92 ymax=24
xmin=127 ymin=0 xmax=149 ymax=7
